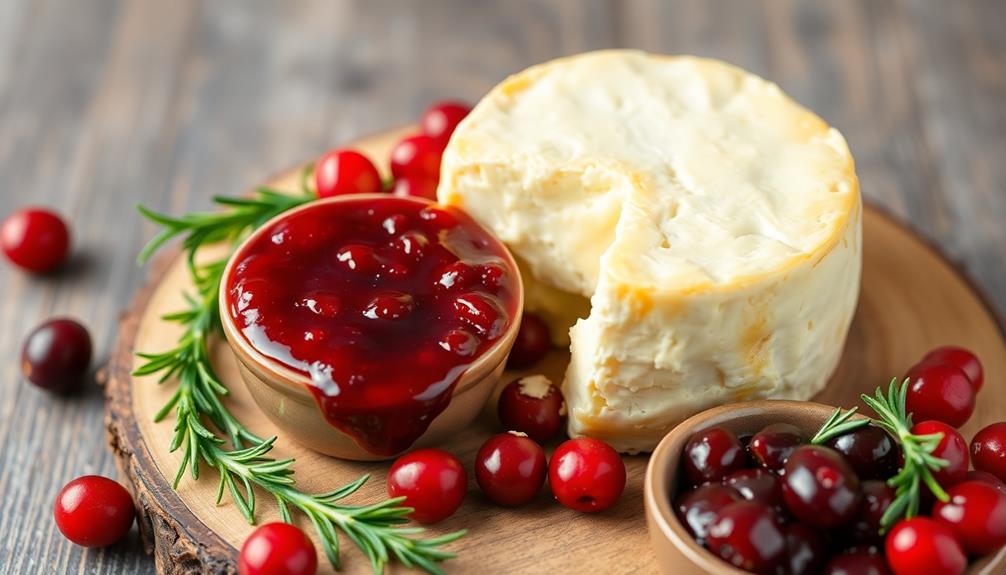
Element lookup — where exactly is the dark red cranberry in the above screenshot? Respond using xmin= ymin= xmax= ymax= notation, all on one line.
xmin=238 ymin=522 xmax=317 ymax=575
xmin=722 ymin=468 xmax=784 ymax=511
xmin=363 ymin=292 xmax=415 ymax=320
xmin=782 ymin=445 xmax=862 ymax=528
xmin=971 ymin=422 xmax=1006 ymax=482
xmin=707 ymin=501 xmax=786 ymax=574
xmin=823 ymin=550 xmax=891 ymax=575
xmin=911 ymin=420 xmax=969 ymax=487
xmin=921 ymin=346 xmax=983 ymax=392
xmin=387 ymin=448 xmax=466 ymax=524
xmin=548 ymin=438 xmax=625 ymax=513
xmin=420 ymin=100 xmax=471 ymax=145
xmin=314 ymin=149 xmax=382 ymax=198
xmin=827 ymin=425 xmax=899 ymax=480
xmin=683 ymin=427 xmax=745 ymax=485
xmin=22 ymin=318 xmax=92 ymax=394
xmin=933 ymin=479 xmax=1006 ymax=555
xmin=1 ymin=207 xmax=70 ymax=272
xmin=334 ymin=244 xmax=380 ymax=274
xmin=851 ymin=480 xmax=896 ymax=545
xmin=885 ymin=517 xmax=966 ymax=575
xmin=748 ymin=423 xmax=805 ymax=471
xmin=390 ymin=134 xmax=443 ymax=182
xmin=965 ymin=469 xmax=1006 ymax=493
xmin=904 ymin=362 xmax=975 ymax=428
xmin=391 ymin=176 xmax=438 ymax=201
xmin=507 ymin=312 xmax=552 ymax=368
xmin=475 ymin=432 xmax=546 ymax=507
xmin=53 ymin=476 xmax=135 ymax=547
xmin=674 ymin=484 xmax=742 ymax=542
xmin=453 ymin=292 xmax=504 ymax=337
xmin=437 ymin=328 xmax=479 ymax=357
xmin=497 ymin=375 xmax=565 ymax=442
xmin=784 ymin=523 xmax=828 ymax=575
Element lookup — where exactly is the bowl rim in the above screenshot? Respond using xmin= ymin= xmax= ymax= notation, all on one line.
xmin=217 ymin=193 xmax=525 ymax=402
xmin=644 ymin=399 xmax=844 ymax=575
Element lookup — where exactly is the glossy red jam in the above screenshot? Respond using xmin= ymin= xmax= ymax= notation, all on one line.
xmin=226 ymin=197 xmax=519 ymax=456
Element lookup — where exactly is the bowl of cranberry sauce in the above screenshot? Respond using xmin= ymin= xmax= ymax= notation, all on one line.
xmin=220 ymin=195 xmax=523 ymax=461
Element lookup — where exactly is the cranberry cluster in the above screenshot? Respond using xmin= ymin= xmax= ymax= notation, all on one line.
xmin=386 ymin=369 xmax=626 ymax=525
xmin=675 ymin=346 xmax=1006 ymax=575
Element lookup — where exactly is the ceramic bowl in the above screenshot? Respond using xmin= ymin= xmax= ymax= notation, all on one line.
xmin=219 ymin=195 xmax=524 ymax=461
xmin=643 ymin=400 xmax=1006 ymax=574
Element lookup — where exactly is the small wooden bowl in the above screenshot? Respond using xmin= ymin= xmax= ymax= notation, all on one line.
xmin=219 ymin=195 xmax=524 ymax=461
xmin=644 ymin=400 xmax=1006 ymax=574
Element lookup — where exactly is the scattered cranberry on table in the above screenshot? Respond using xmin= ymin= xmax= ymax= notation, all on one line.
xmin=748 ymin=422 xmax=805 ymax=472
xmin=548 ymin=437 xmax=625 ymax=512
xmin=497 ymin=375 xmax=565 ymax=442
xmin=54 ymin=475 xmax=135 ymax=548
xmin=971 ymin=422 xmax=1006 ymax=482
xmin=475 ymin=432 xmax=547 ymax=506
xmin=314 ymin=149 xmax=383 ymax=198
xmin=933 ymin=480 xmax=1006 ymax=555
xmin=885 ymin=517 xmax=967 ymax=575
xmin=706 ymin=501 xmax=786 ymax=574
xmin=420 ymin=100 xmax=471 ymax=145
xmin=904 ymin=362 xmax=975 ymax=428
xmin=22 ymin=318 xmax=92 ymax=394
xmin=911 ymin=420 xmax=969 ymax=487
xmin=1 ymin=207 xmax=71 ymax=273
xmin=506 ymin=312 xmax=552 ymax=369
xmin=782 ymin=445 xmax=862 ymax=528
xmin=920 ymin=346 xmax=983 ymax=392
xmin=238 ymin=522 xmax=318 ymax=575
xmin=387 ymin=448 xmax=467 ymax=524
xmin=683 ymin=426 xmax=745 ymax=485
xmin=390 ymin=134 xmax=443 ymax=182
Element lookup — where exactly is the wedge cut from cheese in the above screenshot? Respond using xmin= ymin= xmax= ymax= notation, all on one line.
xmin=438 ymin=50 xmax=862 ymax=453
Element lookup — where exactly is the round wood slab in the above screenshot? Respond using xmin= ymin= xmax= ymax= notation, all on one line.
xmin=106 ymin=128 xmax=1006 ymax=574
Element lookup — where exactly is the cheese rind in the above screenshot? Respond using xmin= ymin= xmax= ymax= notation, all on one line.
xmin=439 ymin=50 xmax=862 ymax=453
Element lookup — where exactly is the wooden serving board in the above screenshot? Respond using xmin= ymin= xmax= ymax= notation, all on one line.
xmin=105 ymin=128 xmax=1006 ymax=575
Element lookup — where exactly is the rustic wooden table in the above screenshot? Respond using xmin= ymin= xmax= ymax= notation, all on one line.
xmin=0 ymin=1 xmax=1003 ymax=573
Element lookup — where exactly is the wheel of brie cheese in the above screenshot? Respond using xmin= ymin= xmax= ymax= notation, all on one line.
xmin=438 ymin=50 xmax=862 ymax=453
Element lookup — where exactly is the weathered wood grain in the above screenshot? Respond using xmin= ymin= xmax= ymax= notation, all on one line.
xmin=0 ymin=1 xmax=1004 ymax=573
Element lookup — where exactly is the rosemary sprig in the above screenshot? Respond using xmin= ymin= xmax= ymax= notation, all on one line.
xmin=861 ymin=378 xmax=950 ymax=528
xmin=810 ymin=405 xmax=870 ymax=445
xmin=133 ymin=171 xmax=465 ymax=574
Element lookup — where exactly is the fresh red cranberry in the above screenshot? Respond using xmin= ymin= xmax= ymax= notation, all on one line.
xmin=390 ymin=134 xmax=443 ymax=182
xmin=314 ymin=149 xmax=382 ymax=198
xmin=497 ymin=375 xmax=565 ymax=442
xmin=885 ymin=517 xmax=966 ymax=575
xmin=683 ymin=427 xmax=745 ymax=485
xmin=823 ymin=550 xmax=891 ymax=575
xmin=748 ymin=423 xmax=805 ymax=471
xmin=507 ymin=312 xmax=552 ymax=369
xmin=53 ymin=476 xmax=135 ymax=547
xmin=675 ymin=484 xmax=742 ymax=542
xmin=827 ymin=425 xmax=900 ymax=480
xmin=474 ymin=432 xmax=546 ymax=506
xmin=784 ymin=523 xmax=828 ymax=575
xmin=904 ymin=362 xmax=975 ymax=428
xmin=722 ymin=468 xmax=784 ymax=511
xmin=707 ymin=501 xmax=786 ymax=574
xmin=549 ymin=437 xmax=625 ymax=512
xmin=972 ymin=422 xmax=1006 ymax=482
xmin=851 ymin=480 xmax=896 ymax=545
xmin=238 ymin=522 xmax=317 ymax=575
xmin=965 ymin=469 xmax=1006 ymax=493
xmin=933 ymin=479 xmax=1006 ymax=555
xmin=387 ymin=448 xmax=466 ymax=524
xmin=921 ymin=346 xmax=983 ymax=392
xmin=2 ymin=207 xmax=70 ymax=272
xmin=22 ymin=318 xmax=92 ymax=394
xmin=782 ymin=445 xmax=862 ymax=528
xmin=420 ymin=100 xmax=471 ymax=145
xmin=911 ymin=420 xmax=969 ymax=487
xmin=391 ymin=176 xmax=438 ymax=201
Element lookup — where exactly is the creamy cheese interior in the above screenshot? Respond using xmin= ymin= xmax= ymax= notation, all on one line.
xmin=439 ymin=50 xmax=861 ymax=452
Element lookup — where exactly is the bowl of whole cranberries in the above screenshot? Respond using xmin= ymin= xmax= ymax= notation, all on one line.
xmin=645 ymin=346 xmax=1006 ymax=575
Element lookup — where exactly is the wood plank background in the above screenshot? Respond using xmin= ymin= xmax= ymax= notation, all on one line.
xmin=0 ymin=1 xmax=1003 ymax=573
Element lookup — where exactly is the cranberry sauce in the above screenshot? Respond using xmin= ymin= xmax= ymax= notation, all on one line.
xmin=226 ymin=197 xmax=519 ymax=455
